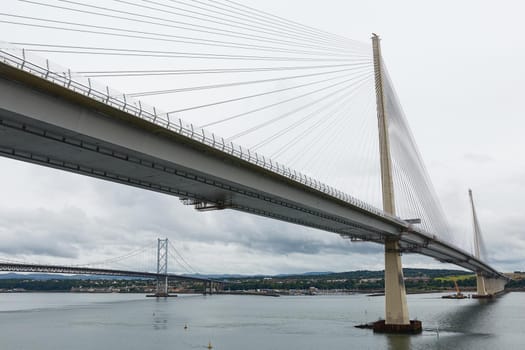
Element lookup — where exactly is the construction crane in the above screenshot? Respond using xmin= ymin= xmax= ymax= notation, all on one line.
xmin=442 ymin=279 xmax=466 ymax=299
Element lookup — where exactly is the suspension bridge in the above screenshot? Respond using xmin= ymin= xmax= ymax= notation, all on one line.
xmin=0 ymin=238 xmax=221 ymax=296
xmin=0 ymin=0 xmax=510 ymax=333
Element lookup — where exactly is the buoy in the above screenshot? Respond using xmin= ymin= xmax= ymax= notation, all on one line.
xmin=184 ymin=324 xmax=188 ymax=330
xmin=207 ymin=341 xmax=213 ymax=349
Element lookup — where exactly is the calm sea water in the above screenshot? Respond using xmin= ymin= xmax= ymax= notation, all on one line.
xmin=0 ymin=292 xmax=524 ymax=350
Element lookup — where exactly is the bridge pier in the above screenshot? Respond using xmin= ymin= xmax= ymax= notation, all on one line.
xmin=203 ymin=281 xmax=213 ymax=295
xmin=372 ymin=240 xmax=421 ymax=333
xmin=384 ymin=240 xmax=409 ymax=325
xmin=473 ymin=273 xmax=507 ymax=298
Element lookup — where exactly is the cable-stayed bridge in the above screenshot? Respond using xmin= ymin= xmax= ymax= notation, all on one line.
xmin=0 ymin=0 xmax=510 ymax=333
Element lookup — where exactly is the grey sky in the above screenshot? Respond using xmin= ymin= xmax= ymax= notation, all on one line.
xmin=0 ymin=0 xmax=524 ymax=274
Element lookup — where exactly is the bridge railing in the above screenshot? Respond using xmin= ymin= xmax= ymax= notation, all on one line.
xmin=0 ymin=43 xmax=403 ymax=226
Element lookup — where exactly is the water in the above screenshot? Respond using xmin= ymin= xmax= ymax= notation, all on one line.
xmin=1 ymin=292 xmax=524 ymax=350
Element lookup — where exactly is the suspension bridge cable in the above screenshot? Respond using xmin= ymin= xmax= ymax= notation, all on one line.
xmin=173 ymin=68 xmax=372 ymax=117
xmin=113 ymin=0 xmax=363 ymax=53
xmin=167 ymin=250 xmax=193 ymax=274
xmin=393 ymin=165 xmax=413 ymax=220
xmin=390 ymin=110 xmax=450 ymax=235
xmin=184 ymin=0 xmax=349 ymax=48
xmin=83 ymin=0 xmax=367 ymax=54
xmin=68 ymin=62 xmax=371 ymax=77
xmin=0 ymin=13 xmax=362 ymax=58
xmin=216 ymin=0 xmax=369 ymax=49
xmin=20 ymin=0 xmax=361 ymax=55
xmin=327 ymin=88 xmax=376 ymax=195
xmin=269 ymin=94 xmax=357 ymax=162
xmin=391 ymin=133 xmax=437 ymax=232
xmin=393 ymin=159 xmax=427 ymax=225
xmin=168 ymin=240 xmax=197 ymax=274
xmin=0 ymin=16 xmax=353 ymax=60
xmin=272 ymin=75 xmax=373 ymax=162
xmin=184 ymin=0 xmax=366 ymax=51
xmin=73 ymin=246 xmax=150 ymax=268
xmin=125 ymin=65 xmax=370 ymax=97
xmin=397 ymin=162 xmax=429 ymax=228
xmin=382 ymin=64 xmax=452 ymax=238
xmin=288 ymin=82 xmax=372 ymax=173
xmin=225 ymin=78 xmax=367 ymax=142
xmin=145 ymin=0 xmax=367 ymax=52
xmin=0 ymin=257 xmax=28 ymax=264
xmin=194 ymin=71 xmax=373 ymax=129
xmin=284 ymin=104 xmax=352 ymax=169
xmin=263 ymin=75 xmax=373 ymax=157
xmin=339 ymin=94 xmax=380 ymax=205
xmin=10 ymin=43 xmax=367 ymax=62
xmin=249 ymin=91 xmax=355 ymax=151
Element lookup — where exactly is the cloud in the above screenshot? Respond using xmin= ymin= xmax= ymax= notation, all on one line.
xmin=482 ymin=217 xmax=525 ymax=271
xmin=0 ymin=206 xmax=89 ymax=259
xmin=463 ymin=153 xmax=495 ymax=164
xmin=1 ymin=0 xmax=525 ymax=276
xmin=0 ymin=149 xmax=523 ymax=274
xmin=0 ymin=159 xmax=386 ymax=273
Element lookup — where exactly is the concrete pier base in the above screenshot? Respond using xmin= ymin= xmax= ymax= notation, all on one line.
xmin=372 ymin=320 xmax=422 ymax=334
xmin=146 ymin=293 xmax=177 ymax=298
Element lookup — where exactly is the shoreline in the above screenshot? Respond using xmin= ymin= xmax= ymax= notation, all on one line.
xmin=4 ymin=288 xmax=520 ymax=295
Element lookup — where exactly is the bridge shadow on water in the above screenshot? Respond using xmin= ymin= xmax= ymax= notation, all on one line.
xmin=380 ymin=296 xmax=502 ymax=350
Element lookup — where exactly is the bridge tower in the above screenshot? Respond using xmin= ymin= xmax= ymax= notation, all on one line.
xmin=156 ymin=238 xmax=169 ymax=297
xmin=469 ymin=189 xmax=487 ymax=295
xmin=371 ymin=34 xmax=420 ymax=333
xmin=468 ymin=189 xmax=507 ymax=297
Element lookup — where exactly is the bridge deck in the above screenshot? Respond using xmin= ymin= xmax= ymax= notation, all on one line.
xmin=0 ymin=263 xmax=213 ymax=283
xmin=0 ymin=49 xmax=508 ymax=281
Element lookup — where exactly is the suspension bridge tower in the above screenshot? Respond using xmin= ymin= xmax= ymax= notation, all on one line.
xmin=155 ymin=238 xmax=169 ymax=297
xmin=371 ymin=34 xmax=421 ymax=333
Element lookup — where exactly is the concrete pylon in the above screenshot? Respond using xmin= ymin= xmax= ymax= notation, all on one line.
xmin=468 ymin=190 xmax=507 ymax=297
xmin=469 ymin=189 xmax=489 ymax=296
xmin=371 ymin=34 xmax=420 ymax=333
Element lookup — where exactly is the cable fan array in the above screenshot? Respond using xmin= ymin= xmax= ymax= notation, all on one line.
xmin=0 ymin=0 xmax=457 ymax=247
xmin=1 ymin=0 xmax=383 ymax=207
xmin=381 ymin=62 xmax=458 ymax=247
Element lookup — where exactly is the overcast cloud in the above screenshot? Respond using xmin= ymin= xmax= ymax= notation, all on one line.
xmin=0 ymin=0 xmax=524 ymax=274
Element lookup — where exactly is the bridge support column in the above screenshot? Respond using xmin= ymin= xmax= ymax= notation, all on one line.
xmin=203 ymin=281 xmax=213 ymax=295
xmin=476 ymin=273 xmax=488 ymax=296
xmin=384 ymin=240 xmax=409 ymax=325
xmin=371 ymin=33 xmax=421 ymax=333
xmin=473 ymin=273 xmax=507 ymax=298
xmin=372 ymin=239 xmax=421 ymax=333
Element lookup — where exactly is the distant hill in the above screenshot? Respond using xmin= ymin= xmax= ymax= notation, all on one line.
xmin=0 ymin=268 xmax=469 ymax=281
xmin=0 ymin=273 xmax=141 ymax=280
xmin=183 ymin=268 xmax=467 ymax=281
xmin=182 ymin=271 xmax=335 ymax=280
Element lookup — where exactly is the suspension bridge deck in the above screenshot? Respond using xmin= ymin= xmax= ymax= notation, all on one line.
xmin=0 ymin=262 xmax=213 ymax=283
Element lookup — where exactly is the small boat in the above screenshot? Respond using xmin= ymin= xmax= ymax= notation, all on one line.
xmin=442 ymin=280 xmax=466 ymax=299
xmin=442 ymin=293 xmax=466 ymax=299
